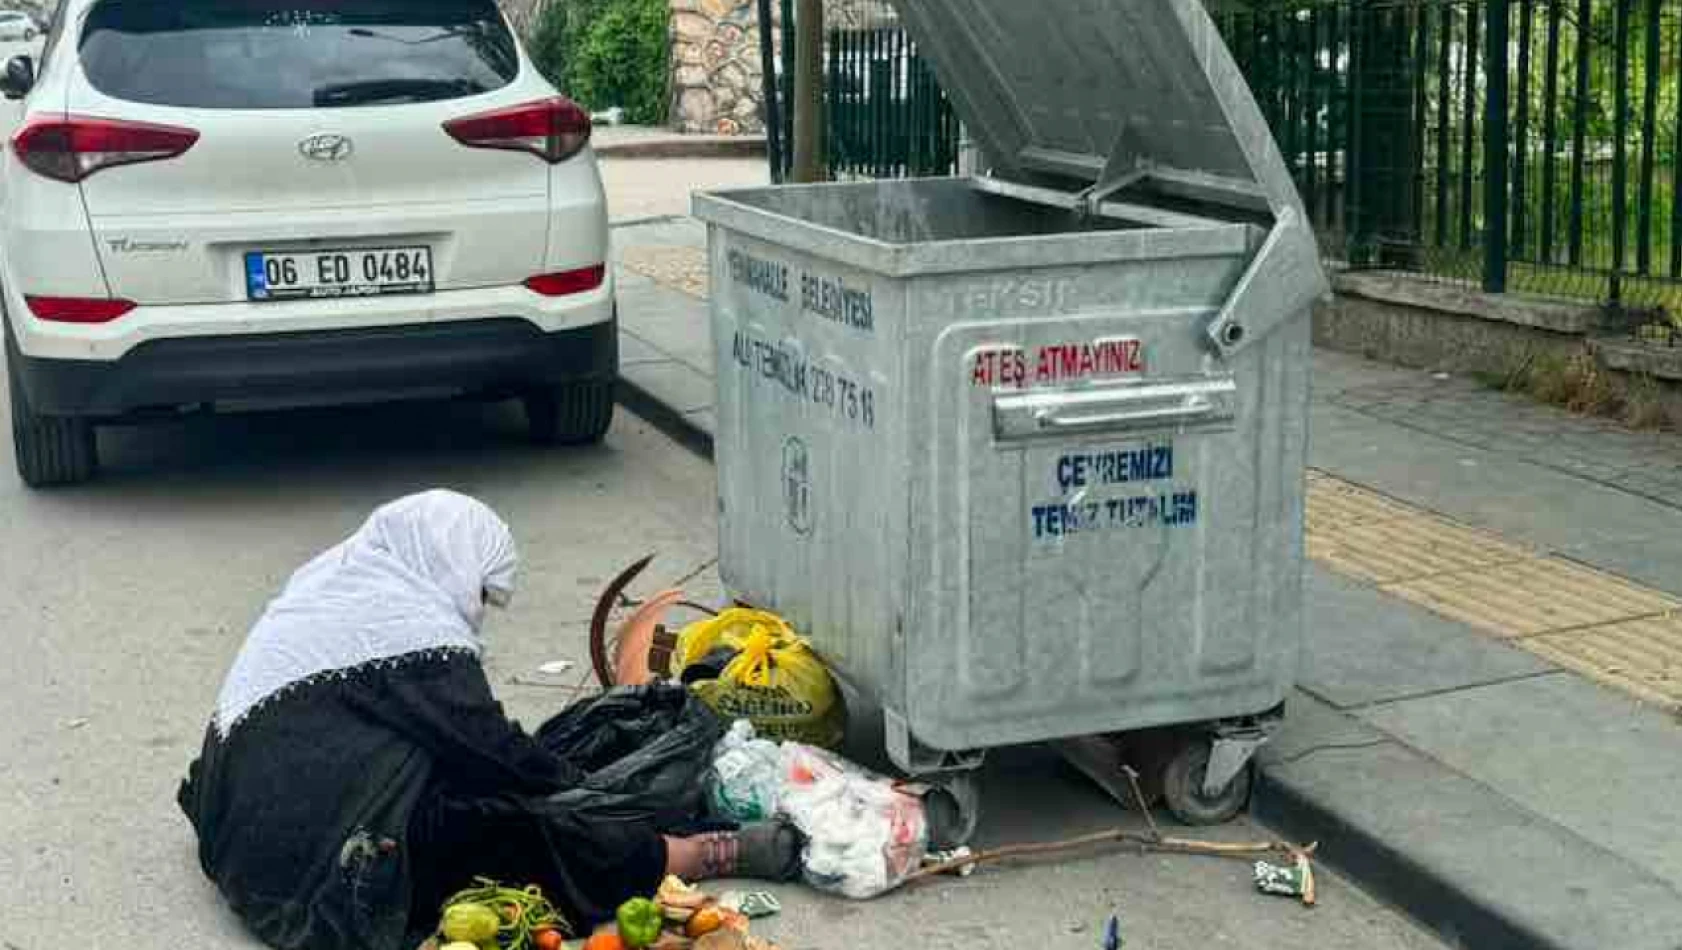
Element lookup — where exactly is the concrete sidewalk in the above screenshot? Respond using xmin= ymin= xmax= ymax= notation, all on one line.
xmin=605 ymin=211 xmax=1682 ymax=950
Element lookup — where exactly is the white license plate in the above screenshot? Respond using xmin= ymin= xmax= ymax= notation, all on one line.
xmin=245 ymin=247 xmax=433 ymax=301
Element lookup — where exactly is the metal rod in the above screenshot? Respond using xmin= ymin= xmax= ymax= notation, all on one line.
xmin=1513 ymin=0 xmax=1533 ymax=258
xmin=1306 ymin=6 xmax=1321 ymax=227
xmin=1673 ymin=5 xmax=1682 ymax=280
xmin=1636 ymin=0 xmax=1659 ymax=274
xmin=1411 ymin=2 xmax=1429 ymax=247
xmin=1485 ymin=0 xmax=1510 ymax=292
xmin=1611 ymin=0 xmax=1630 ymax=298
xmin=1568 ymin=0 xmax=1590 ymax=267
xmin=755 ymin=0 xmax=783 ymax=183
xmin=1541 ymin=0 xmax=1561 ymax=263
xmin=778 ymin=0 xmax=795 ymax=180
xmin=1436 ymin=2 xmax=1453 ymax=247
xmin=1461 ymin=1 xmax=1481 ymax=252
xmin=1349 ymin=2 xmax=1365 ymax=259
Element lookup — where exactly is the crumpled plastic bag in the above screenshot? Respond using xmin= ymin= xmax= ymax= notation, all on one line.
xmin=535 ymin=684 xmax=726 ymax=831
xmin=776 ymin=742 xmax=927 ymax=899
xmin=707 ymin=720 xmax=784 ymax=822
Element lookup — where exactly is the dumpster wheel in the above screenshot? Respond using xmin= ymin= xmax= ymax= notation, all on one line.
xmin=923 ymin=771 xmax=983 ymax=850
xmin=1160 ymin=739 xmax=1253 ymax=826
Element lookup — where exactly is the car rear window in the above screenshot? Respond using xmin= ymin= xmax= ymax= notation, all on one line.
xmin=79 ymin=0 xmax=519 ymax=110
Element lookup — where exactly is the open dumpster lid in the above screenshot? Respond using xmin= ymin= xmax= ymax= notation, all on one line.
xmin=885 ymin=0 xmax=1306 ymax=219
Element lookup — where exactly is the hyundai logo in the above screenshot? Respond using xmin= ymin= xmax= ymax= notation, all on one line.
xmin=299 ymin=133 xmax=354 ymax=162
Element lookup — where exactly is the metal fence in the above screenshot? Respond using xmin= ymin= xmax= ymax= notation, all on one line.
xmin=764 ymin=3 xmax=960 ymax=182
xmin=1214 ymin=0 xmax=1681 ymax=316
xmin=761 ymin=0 xmax=1680 ymax=317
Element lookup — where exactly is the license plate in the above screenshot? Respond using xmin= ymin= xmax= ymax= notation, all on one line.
xmin=245 ymin=247 xmax=433 ymax=301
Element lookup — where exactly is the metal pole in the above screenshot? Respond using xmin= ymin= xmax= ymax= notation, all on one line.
xmin=791 ymin=0 xmax=824 ymax=183
xmin=755 ymin=0 xmax=784 ymax=184
xmin=1483 ymin=0 xmax=1510 ymax=292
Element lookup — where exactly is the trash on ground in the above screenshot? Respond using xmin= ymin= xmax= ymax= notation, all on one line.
xmin=718 ymin=890 xmax=781 ymax=919
xmin=1253 ymin=854 xmax=1318 ymax=906
xmin=673 ymin=608 xmax=846 ymax=748
xmin=1102 ymin=914 xmax=1124 ymax=950
xmin=703 ymin=720 xmax=926 ymax=898
xmin=922 ymin=846 xmax=977 ymax=877
xmin=537 ymin=660 xmax=576 ymax=676
xmin=707 ymin=720 xmax=783 ymax=821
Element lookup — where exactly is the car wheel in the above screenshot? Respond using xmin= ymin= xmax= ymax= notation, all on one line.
xmin=7 ymin=349 xmax=97 ymax=488
xmin=523 ymin=379 xmax=614 ymax=446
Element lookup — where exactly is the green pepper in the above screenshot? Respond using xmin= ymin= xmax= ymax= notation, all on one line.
xmin=615 ymin=897 xmax=663 ymax=949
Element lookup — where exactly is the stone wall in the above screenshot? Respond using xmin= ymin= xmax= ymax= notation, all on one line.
xmin=669 ymin=0 xmax=773 ymax=134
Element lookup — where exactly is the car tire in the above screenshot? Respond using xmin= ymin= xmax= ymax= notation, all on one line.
xmin=7 ymin=349 xmax=97 ymax=488
xmin=523 ymin=379 xmax=614 ymax=446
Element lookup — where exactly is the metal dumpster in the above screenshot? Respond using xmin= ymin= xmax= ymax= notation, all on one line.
xmin=692 ymin=0 xmax=1328 ymax=831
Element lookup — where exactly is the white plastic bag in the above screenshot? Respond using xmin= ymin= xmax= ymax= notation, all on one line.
xmin=706 ymin=720 xmax=783 ymax=821
xmin=776 ymin=743 xmax=928 ymax=899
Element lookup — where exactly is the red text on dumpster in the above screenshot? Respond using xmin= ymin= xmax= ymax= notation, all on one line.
xmin=970 ymin=339 xmax=1144 ymax=388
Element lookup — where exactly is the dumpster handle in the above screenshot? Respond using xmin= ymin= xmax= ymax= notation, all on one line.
xmin=1034 ymin=397 xmax=1215 ymax=432
xmin=992 ymin=376 xmax=1239 ymax=441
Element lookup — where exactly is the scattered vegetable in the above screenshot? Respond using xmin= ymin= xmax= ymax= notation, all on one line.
xmin=684 ymin=906 xmax=726 ymax=939
xmin=616 ymin=897 xmax=664 ymax=949
xmin=441 ymin=878 xmax=571 ymax=950
xmin=442 ymin=943 xmax=480 ymax=950
xmin=532 ymin=926 xmax=565 ymax=950
xmin=584 ymin=935 xmax=626 ymax=950
xmin=442 ymin=904 xmax=501 ymax=944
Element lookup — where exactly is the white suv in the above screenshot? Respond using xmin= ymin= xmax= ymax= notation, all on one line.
xmin=1 ymin=0 xmax=617 ymax=487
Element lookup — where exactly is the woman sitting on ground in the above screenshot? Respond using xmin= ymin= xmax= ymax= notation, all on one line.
xmin=178 ymin=490 xmax=798 ymax=950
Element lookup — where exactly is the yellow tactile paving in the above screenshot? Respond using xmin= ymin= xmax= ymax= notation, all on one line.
xmin=1308 ymin=515 xmax=1533 ymax=584
xmin=1305 ymin=470 xmax=1682 ymax=709
xmin=1304 ymin=475 xmax=1424 ymax=531
xmin=1527 ymin=614 xmax=1682 ymax=709
xmin=1384 ymin=559 xmax=1680 ymax=638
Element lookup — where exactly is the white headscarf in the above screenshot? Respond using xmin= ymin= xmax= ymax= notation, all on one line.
xmin=214 ymin=490 xmax=519 ymax=735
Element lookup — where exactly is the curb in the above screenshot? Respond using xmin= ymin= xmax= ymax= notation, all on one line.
xmin=1251 ymin=768 xmax=1564 ymax=950
xmin=595 ymin=136 xmax=767 ymax=160
xmin=615 ymin=373 xmax=715 ymax=459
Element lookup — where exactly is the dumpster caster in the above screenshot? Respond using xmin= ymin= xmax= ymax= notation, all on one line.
xmin=923 ymin=772 xmax=982 ymax=849
xmin=1161 ymin=739 xmax=1253 ymax=827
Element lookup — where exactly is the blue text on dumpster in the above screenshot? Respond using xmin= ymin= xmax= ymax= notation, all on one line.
xmin=731 ymin=330 xmax=876 ymax=431
xmin=1032 ymin=491 xmax=1200 ymax=539
xmin=1057 ymin=445 xmax=1173 ymax=490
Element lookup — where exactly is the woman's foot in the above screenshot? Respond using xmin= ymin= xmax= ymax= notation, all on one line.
xmin=666 ymin=818 xmax=803 ymax=882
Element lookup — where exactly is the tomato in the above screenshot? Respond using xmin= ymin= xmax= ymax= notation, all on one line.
xmin=584 ymin=935 xmax=625 ymax=950
xmin=533 ymin=927 xmax=565 ymax=950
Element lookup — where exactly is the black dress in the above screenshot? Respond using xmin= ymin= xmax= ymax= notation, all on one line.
xmin=178 ymin=650 xmax=670 ymax=950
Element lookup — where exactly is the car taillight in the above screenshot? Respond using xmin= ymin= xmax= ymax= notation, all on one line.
xmin=11 ymin=116 xmax=200 ymax=184
xmin=524 ymin=265 xmax=606 ymax=297
xmin=444 ymin=97 xmax=592 ymax=164
xmin=25 ymin=296 xmax=138 ymax=324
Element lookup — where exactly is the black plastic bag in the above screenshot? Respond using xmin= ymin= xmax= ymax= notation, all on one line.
xmin=534 ymin=684 xmax=726 ymax=832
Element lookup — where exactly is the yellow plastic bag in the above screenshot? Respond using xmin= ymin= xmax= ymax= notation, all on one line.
xmin=671 ymin=608 xmax=845 ymax=748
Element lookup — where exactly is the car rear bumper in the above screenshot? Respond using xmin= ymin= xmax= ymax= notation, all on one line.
xmin=10 ymin=316 xmax=618 ymax=418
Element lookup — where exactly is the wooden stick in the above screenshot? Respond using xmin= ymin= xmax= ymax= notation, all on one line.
xmin=905 ymin=829 xmax=1317 ymax=883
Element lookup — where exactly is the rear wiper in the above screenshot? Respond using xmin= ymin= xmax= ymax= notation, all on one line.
xmin=313 ymin=78 xmax=476 ymax=107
